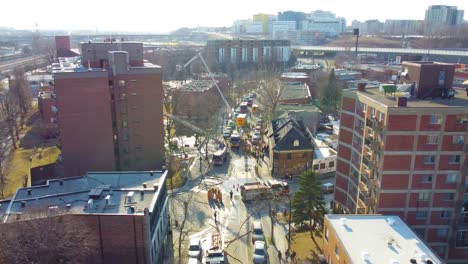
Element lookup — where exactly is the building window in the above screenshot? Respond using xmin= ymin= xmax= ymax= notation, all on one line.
xmin=320 ymin=163 xmax=326 ymax=169
xmin=120 ymin=93 xmax=126 ymax=100
xmin=455 ymin=115 xmax=468 ymax=124
xmin=425 ymin=135 xmax=439 ymax=145
xmin=415 ymin=211 xmax=428 ymax=219
xmin=414 ymin=228 xmax=426 ymax=238
xmin=446 ymin=173 xmax=458 ymax=184
xmin=287 ymin=153 xmax=292 ymax=160
xmin=418 ymin=192 xmax=430 ymax=201
xmin=131 ymin=92 xmax=137 ymax=96
xmin=122 ymin=134 xmax=129 ymax=141
xmin=313 ymin=164 xmax=319 ymax=170
xmin=429 ymin=114 xmax=442 ymax=124
xmin=440 ymin=211 xmax=452 ymax=219
xmin=122 ymin=120 xmax=128 ymax=128
xmin=442 ymin=193 xmax=455 ymax=201
xmin=121 ymin=106 xmax=127 ymax=114
xmin=448 ymin=155 xmax=461 ymax=164
xmin=329 ymin=161 xmax=335 ymax=168
xmin=335 ymin=245 xmax=339 ymax=258
xmin=378 ymin=112 xmax=384 ymax=122
xmin=362 ymin=103 xmax=367 ymax=113
xmin=421 ymin=175 xmax=433 ymax=183
xmin=455 ymin=230 xmax=468 ymax=247
xmin=293 ymin=140 xmax=299 ymax=147
xmin=436 ymin=228 xmax=449 ymax=237
xmin=452 ymin=135 xmax=465 ymax=145
xmin=423 ymin=155 xmax=435 ymax=164
xmin=302 ymin=153 xmax=307 ymax=158
xmin=118 ymin=80 xmax=126 ymax=86
xmin=370 ymin=107 xmax=376 ymax=117
xmin=123 ymin=147 xmax=129 ymax=153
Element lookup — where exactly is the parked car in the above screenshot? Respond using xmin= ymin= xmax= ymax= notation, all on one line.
xmin=188 ymin=257 xmax=201 ymax=264
xmin=322 ymin=183 xmax=335 ymax=194
xmin=253 ymin=241 xmax=267 ymax=264
xmin=252 ymin=220 xmax=264 ymax=243
xmin=188 ymin=237 xmax=202 ymax=259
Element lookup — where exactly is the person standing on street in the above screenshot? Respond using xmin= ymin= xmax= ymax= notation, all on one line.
xmin=214 ymin=211 xmax=217 ymax=223
xmin=230 ymin=190 xmax=233 ymax=200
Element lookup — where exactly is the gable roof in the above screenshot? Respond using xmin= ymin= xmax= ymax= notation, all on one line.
xmin=269 ymin=118 xmax=314 ymax=151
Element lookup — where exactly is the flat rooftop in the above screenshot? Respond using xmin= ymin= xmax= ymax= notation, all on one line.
xmin=279 ymin=82 xmax=311 ymax=100
xmin=314 ymin=147 xmax=336 ymax=159
xmin=179 ymin=80 xmax=218 ymax=92
xmin=1 ymin=171 xmax=167 ymax=223
xmin=327 ymin=215 xmax=442 ymax=264
xmin=353 ymin=87 xmax=468 ymax=108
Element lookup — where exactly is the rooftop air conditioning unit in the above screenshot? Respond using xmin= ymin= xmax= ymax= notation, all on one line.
xmin=127 ymin=191 xmax=135 ymax=203
xmin=339 ymin=217 xmax=347 ymax=226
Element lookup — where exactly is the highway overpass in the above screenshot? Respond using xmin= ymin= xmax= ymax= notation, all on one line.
xmin=293 ymin=46 xmax=468 ymax=59
xmin=0 ymin=55 xmax=49 ymax=76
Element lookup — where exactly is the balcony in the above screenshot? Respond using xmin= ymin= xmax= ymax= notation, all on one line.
xmin=363 ymin=157 xmax=376 ymax=170
xmin=359 ymin=181 xmax=368 ymax=193
xmin=366 ymin=117 xmax=382 ymax=132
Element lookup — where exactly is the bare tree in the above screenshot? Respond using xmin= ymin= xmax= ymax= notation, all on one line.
xmin=0 ymin=214 xmax=98 ymax=264
xmin=256 ymin=72 xmax=283 ymax=119
xmin=10 ymin=68 xmax=32 ymax=128
xmin=0 ymin=90 xmax=20 ymax=148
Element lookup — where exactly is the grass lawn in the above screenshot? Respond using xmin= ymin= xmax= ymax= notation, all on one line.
xmin=4 ymin=146 xmax=60 ymax=198
xmin=290 ymin=230 xmax=324 ymax=262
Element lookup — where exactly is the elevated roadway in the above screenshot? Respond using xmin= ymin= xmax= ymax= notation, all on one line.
xmin=293 ymin=45 xmax=468 ymax=58
xmin=0 ymin=55 xmax=48 ymax=76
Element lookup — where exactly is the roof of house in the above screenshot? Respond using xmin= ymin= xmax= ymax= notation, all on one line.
xmin=326 ymin=215 xmax=443 ymax=264
xmin=1 ymin=171 xmax=167 ymax=223
xmin=279 ymin=82 xmax=311 ymax=101
xmin=269 ymin=118 xmax=314 ymax=151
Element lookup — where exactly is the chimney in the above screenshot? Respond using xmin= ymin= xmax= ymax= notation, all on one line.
xmin=143 ymin=183 xmax=147 ymax=188
xmin=357 ymin=82 xmax=366 ymax=91
xmin=59 ymin=180 xmax=63 ymax=186
xmin=21 ymin=201 xmax=26 ymax=208
xmin=27 ymin=189 xmax=31 ymax=195
xmin=397 ymin=97 xmax=407 ymax=107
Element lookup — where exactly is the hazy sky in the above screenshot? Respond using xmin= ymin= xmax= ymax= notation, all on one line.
xmin=1 ymin=0 xmax=467 ymax=33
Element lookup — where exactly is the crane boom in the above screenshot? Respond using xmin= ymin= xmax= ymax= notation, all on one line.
xmin=183 ymin=53 xmax=231 ymax=110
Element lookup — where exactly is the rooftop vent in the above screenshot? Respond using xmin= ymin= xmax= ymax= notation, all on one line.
xmin=59 ymin=180 xmax=63 ymax=186
xmin=105 ymin=195 xmax=111 ymax=205
xmin=361 ymin=251 xmax=370 ymax=261
xmin=387 ymin=218 xmax=395 ymax=226
xmin=143 ymin=183 xmax=147 ymax=188
xmin=87 ymin=199 xmax=94 ymax=209
xmin=66 ymin=204 xmax=72 ymax=210
xmin=21 ymin=201 xmax=26 ymax=208
xmin=339 ymin=217 xmax=347 ymax=226
xmin=27 ymin=189 xmax=31 ymax=195
xmin=150 ymin=171 xmax=154 ymax=176
xmin=127 ymin=191 xmax=135 ymax=203
xmin=418 ymin=253 xmax=427 ymax=262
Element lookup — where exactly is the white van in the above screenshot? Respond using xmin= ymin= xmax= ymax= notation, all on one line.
xmin=188 ymin=237 xmax=202 ymax=259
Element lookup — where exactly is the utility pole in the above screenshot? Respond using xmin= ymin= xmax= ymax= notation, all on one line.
xmin=354 ymin=28 xmax=360 ymax=58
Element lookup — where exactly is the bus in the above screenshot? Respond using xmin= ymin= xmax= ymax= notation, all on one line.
xmin=230 ymin=131 xmax=241 ymax=148
xmin=240 ymin=102 xmax=248 ymax=113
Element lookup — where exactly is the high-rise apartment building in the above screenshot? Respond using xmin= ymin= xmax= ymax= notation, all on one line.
xmin=425 ymin=5 xmax=465 ymax=34
xmin=53 ymin=42 xmax=165 ymax=176
xmin=334 ymin=62 xmax=468 ymax=262
xmin=277 ymin=11 xmax=306 ymax=30
xmin=206 ymin=39 xmax=291 ymax=68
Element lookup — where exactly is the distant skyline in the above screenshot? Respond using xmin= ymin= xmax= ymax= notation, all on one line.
xmin=0 ymin=0 xmax=467 ymax=33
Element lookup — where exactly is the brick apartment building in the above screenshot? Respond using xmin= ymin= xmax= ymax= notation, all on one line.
xmin=205 ymin=39 xmax=291 ymax=68
xmin=171 ymin=80 xmax=222 ymax=121
xmin=268 ymin=118 xmax=315 ymax=177
xmin=53 ymin=42 xmax=165 ymax=176
xmin=334 ymin=62 xmax=468 ymax=262
xmin=0 ymin=171 xmax=170 ymax=264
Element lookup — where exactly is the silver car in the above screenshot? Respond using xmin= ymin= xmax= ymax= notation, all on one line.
xmin=253 ymin=241 xmax=267 ymax=263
